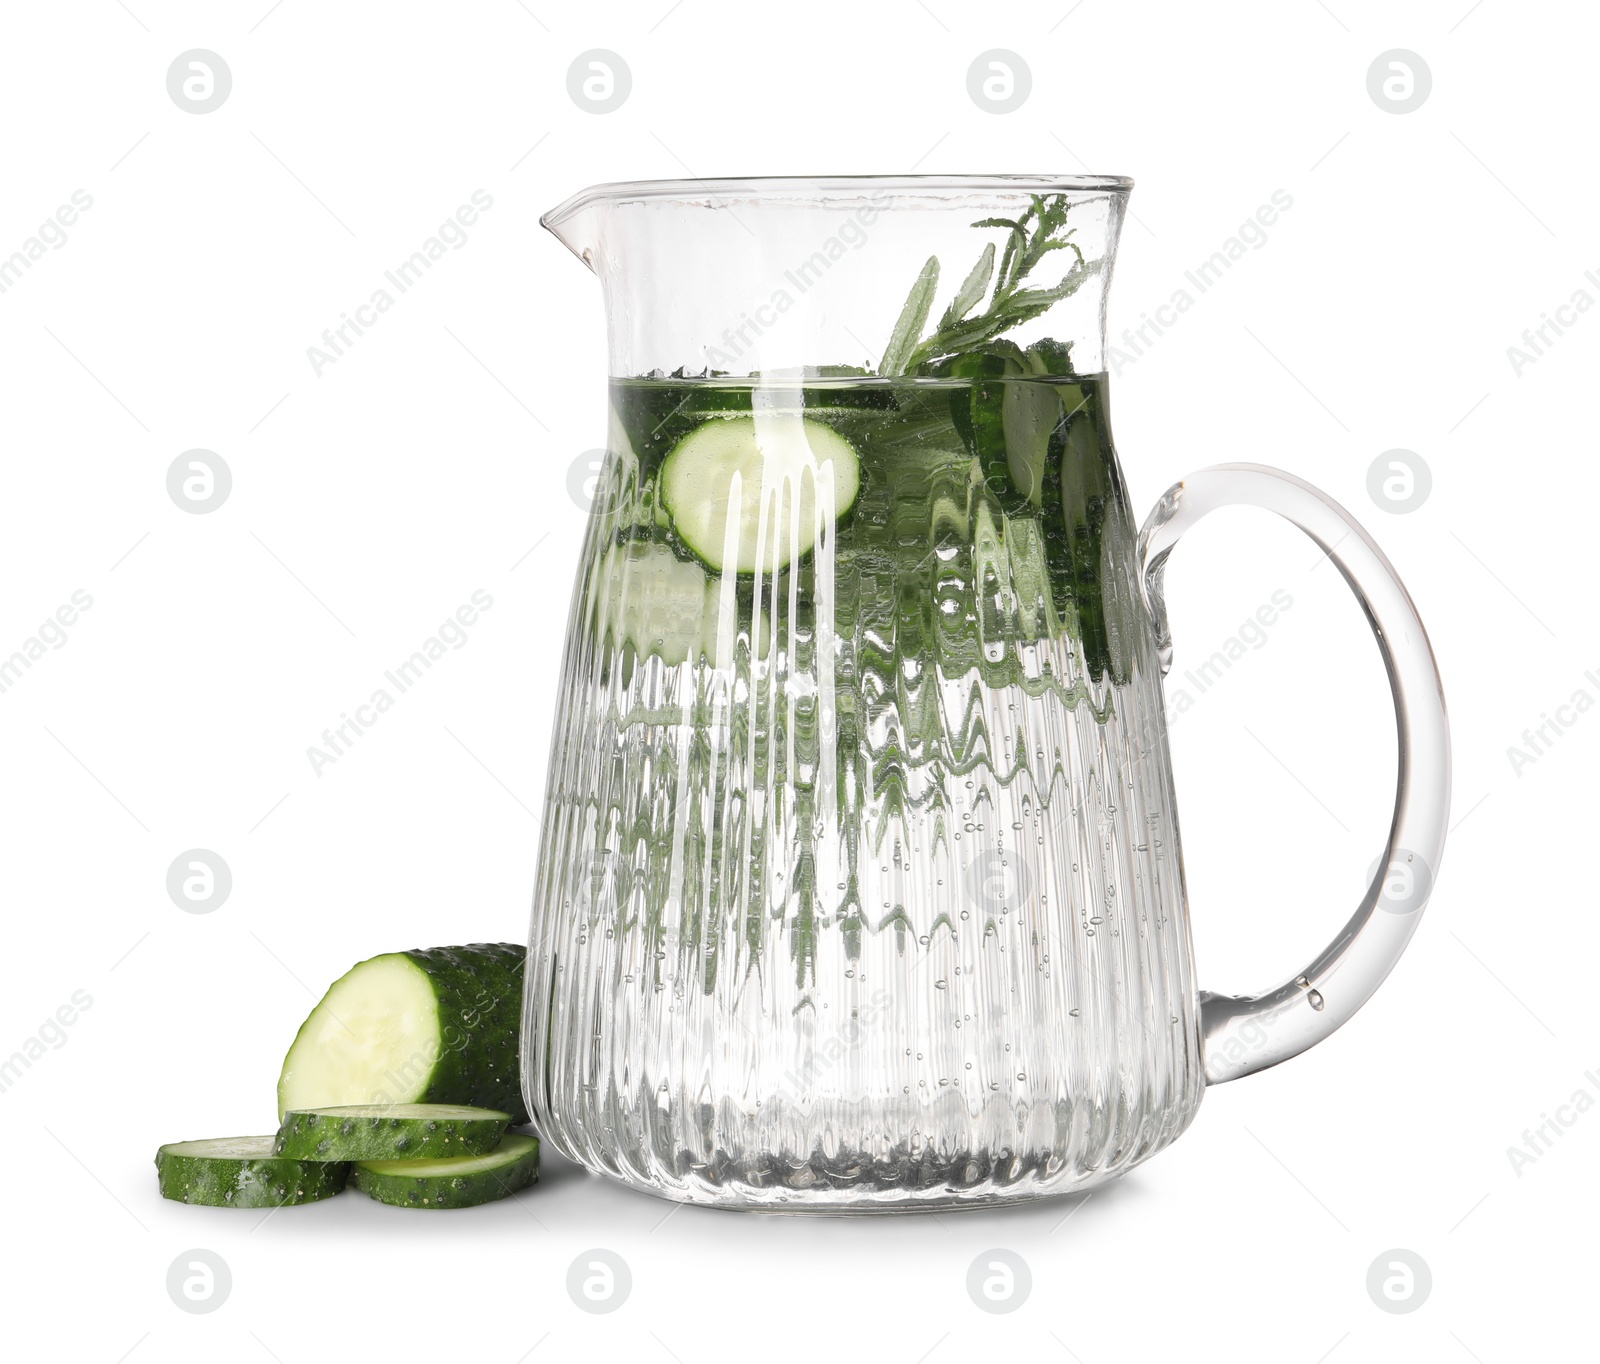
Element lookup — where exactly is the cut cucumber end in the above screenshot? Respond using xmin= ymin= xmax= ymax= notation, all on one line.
xmin=274 ymin=1103 xmax=510 ymax=1161
xmin=276 ymin=943 xmax=528 ymax=1125
xmin=660 ymin=414 xmax=861 ymax=574
xmin=277 ymin=953 xmax=441 ymax=1119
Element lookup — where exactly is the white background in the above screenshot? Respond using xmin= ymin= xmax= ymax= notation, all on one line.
xmin=1 ymin=2 xmax=1593 ymax=1360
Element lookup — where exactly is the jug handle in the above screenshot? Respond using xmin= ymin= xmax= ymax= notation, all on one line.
xmin=1137 ymin=464 xmax=1451 ymax=1084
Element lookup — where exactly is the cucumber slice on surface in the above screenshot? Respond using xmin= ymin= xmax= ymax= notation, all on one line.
xmin=155 ymin=1135 xmax=348 ymax=1208
xmin=352 ymin=1134 xmax=540 ymax=1210
xmin=276 ymin=943 xmax=527 ymax=1123
xmin=274 ymin=1103 xmax=509 ymax=1161
xmin=660 ymin=414 xmax=861 ymax=573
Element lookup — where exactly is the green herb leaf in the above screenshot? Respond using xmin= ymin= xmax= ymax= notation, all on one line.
xmin=882 ymin=194 xmax=1100 ymax=377
xmin=879 ymin=255 xmax=940 ymax=377
xmin=938 ymin=242 xmax=995 ymax=332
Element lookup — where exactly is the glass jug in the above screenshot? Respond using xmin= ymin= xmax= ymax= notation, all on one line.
xmin=523 ymin=176 xmax=1449 ymax=1212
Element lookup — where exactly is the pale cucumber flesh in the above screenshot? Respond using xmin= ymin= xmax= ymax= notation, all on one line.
xmin=660 ymin=414 xmax=861 ymax=573
xmin=277 ymin=953 xmax=440 ymax=1118
xmin=352 ymin=1134 xmax=540 ymax=1209
xmin=275 ymin=944 xmax=527 ymax=1124
xmin=359 ymin=1134 xmax=538 ymax=1180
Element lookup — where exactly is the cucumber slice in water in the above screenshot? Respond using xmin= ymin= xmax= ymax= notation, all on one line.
xmin=591 ymin=540 xmax=770 ymax=667
xmin=660 ymin=414 xmax=861 ymax=573
xmin=274 ymin=1103 xmax=509 ymax=1161
xmin=592 ymin=541 xmax=717 ymax=667
xmin=999 ymin=381 xmax=1060 ymax=509
xmin=947 ymin=349 xmax=1032 ymax=513
xmin=276 ymin=943 xmax=526 ymax=1123
xmin=155 ymin=1135 xmax=349 ymax=1208
xmin=351 ymin=1133 xmax=540 ymax=1210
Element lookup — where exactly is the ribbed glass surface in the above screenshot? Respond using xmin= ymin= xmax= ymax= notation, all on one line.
xmin=523 ymin=376 xmax=1204 ymax=1210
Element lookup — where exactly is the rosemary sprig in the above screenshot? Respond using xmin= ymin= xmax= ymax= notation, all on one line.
xmin=877 ymin=194 xmax=1100 ymax=376
xmin=878 ymin=255 xmax=940 ymax=378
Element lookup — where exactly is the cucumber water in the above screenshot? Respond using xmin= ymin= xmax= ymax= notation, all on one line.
xmin=530 ymin=368 xmax=1158 ymax=1190
xmin=595 ymin=371 xmax=1130 ymax=682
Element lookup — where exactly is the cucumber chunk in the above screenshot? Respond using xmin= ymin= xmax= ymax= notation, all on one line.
xmin=351 ymin=1134 xmax=540 ymax=1210
xmin=155 ymin=1135 xmax=348 ymax=1208
xmin=274 ymin=1103 xmax=509 ymax=1161
xmin=276 ymin=943 xmax=527 ymax=1123
xmin=660 ymin=414 xmax=861 ymax=573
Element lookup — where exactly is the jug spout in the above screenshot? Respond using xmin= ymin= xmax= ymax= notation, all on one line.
xmin=539 ymin=174 xmax=1131 ymax=380
xmin=540 ymin=189 xmax=602 ymax=271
